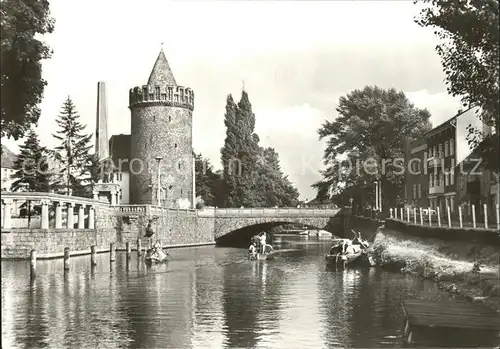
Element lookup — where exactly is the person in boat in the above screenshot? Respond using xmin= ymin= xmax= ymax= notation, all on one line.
xmin=248 ymin=242 xmax=257 ymax=259
xmin=260 ymin=232 xmax=267 ymax=254
xmin=144 ymin=220 xmax=154 ymax=248
xmin=340 ymin=238 xmax=352 ymax=254
xmin=352 ymin=231 xmax=369 ymax=249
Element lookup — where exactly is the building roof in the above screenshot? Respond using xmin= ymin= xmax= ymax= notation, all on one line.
xmin=425 ymin=107 xmax=475 ymax=138
xmin=109 ymin=134 xmax=131 ymax=171
xmin=1 ymin=145 xmax=16 ymax=169
xmin=147 ymin=49 xmax=177 ymax=87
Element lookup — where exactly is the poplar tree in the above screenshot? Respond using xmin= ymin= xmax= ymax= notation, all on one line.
xmin=11 ymin=129 xmax=51 ymax=192
xmin=51 ymin=96 xmax=93 ymax=196
xmin=220 ymin=94 xmax=240 ymax=207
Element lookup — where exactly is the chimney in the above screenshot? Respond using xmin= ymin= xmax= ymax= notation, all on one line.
xmin=96 ymin=81 xmax=109 ymax=160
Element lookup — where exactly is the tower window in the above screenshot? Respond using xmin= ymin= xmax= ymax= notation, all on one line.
xmin=144 ymin=144 xmax=146 ymax=149
xmin=150 ymin=135 xmax=153 ymax=143
xmin=169 ymin=115 xmax=171 ymax=122
xmin=174 ymin=143 xmax=177 ymax=148
xmin=153 ymin=115 xmax=155 ymax=121
xmin=168 ymin=87 xmax=173 ymax=100
xmin=178 ymin=162 xmax=181 ymax=170
xmin=155 ymin=86 xmax=160 ymax=100
xmin=181 ymin=189 xmax=183 ymax=195
xmin=143 ymin=87 xmax=148 ymax=100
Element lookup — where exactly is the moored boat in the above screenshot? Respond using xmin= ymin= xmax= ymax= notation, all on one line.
xmin=325 ymin=230 xmax=371 ymax=268
xmin=145 ymin=242 xmax=169 ymax=264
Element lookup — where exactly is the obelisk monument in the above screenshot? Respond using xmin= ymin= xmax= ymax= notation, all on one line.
xmin=95 ymin=81 xmax=109 ymax=160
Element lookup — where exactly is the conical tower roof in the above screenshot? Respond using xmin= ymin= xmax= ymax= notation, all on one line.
xmin=147 ymin=49 xmax=177 ymax=87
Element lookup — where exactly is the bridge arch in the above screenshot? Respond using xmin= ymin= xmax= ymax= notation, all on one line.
xmin=213 ymin=216 xmax=338 ymax=245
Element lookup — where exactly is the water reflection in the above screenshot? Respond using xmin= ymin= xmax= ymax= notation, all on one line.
xmin=2 ymin=239 xmax=492 ymax=349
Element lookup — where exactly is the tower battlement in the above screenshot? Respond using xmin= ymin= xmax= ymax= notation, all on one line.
xmin=129 ymin=84 xmax=194 ymax=110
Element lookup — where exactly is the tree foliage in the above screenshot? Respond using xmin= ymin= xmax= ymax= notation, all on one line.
xmin=51 ymin=96 xmax=94 ymax=196
xmin=220 ymin=91 xmax=300 ymax=207
xmin=314 ymin=86 xmax=432 ymax=213
xmin=194 ymin=153 xmax=221 ymax=207
xmin=415 ymin=0 xmax=499 ymax=168
xmin=11 ymin=129 xmax=51 ymax=192
xmin=1 ymin=0 xmax=55 ymax=141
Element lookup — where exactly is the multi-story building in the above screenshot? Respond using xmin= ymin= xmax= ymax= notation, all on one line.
xmin=1 ymin=146 xmax=17 ymax=192
xmin=404 ymin=106 xmax=497 ymax=218
xmin=424 ymin=115 xmax=457 ymax=214
xmin=404 ymin=138 xmax=428 ymax=208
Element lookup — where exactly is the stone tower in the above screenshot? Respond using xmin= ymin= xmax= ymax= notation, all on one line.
xmin=129 ymin=49 xmax=195 ymax=207
xmin=95 ymin=81 xmax=109 ymax=160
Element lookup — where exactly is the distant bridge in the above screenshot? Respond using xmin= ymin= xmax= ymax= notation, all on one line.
xmin=197 ymin=207 xmax=343 ymax=242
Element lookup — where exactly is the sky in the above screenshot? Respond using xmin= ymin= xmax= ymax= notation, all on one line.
xmin=2 ymin=0 xmax=469 ymax=200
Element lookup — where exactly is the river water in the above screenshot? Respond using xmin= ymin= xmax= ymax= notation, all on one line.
xmin=0 ymin=236 xmax=477 ymax=348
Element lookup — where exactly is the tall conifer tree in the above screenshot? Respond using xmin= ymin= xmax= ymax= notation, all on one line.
xmin=11 ymin=129 xmax=51 ymax=192
xmin=51 ymin=96 xmax=93 ymax=196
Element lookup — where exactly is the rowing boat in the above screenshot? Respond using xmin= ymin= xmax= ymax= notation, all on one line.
xmin=324 ymin=250 xmax=364 ymax=268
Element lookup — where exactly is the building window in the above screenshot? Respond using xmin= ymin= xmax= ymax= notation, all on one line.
xmin=155 ymin=86 xmax=160 ymax=100
xmin=438 ymin=144 xmax=443 ymax=158
xmin=413 ymin=184 xmax=417 ymax=199
xmin=445 ymin=141 xmax=449 ymax=157
xmin=445 ymin=171 xmax=449 ymax=186
xmin=450 ymin=139 xmax=454 ymax=156
xmin=450 ymin=196 xmax=455 ymax=212
xmin=143 ymin=87 xmax=148 ymax=100
xmin=418 ymin=184 xmax=422 ymax=198
xmin=450 ymin=172 xmax=454 ymax=185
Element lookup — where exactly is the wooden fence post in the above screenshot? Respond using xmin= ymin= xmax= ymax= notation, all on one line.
xmin=447 ymin=206 xmax=451 ymax=228
xmin=472 ymin=204 xmax=476 ymax=228
xmin=496 ymin=204 xmax=500 ymax=231
xmin=64 ymin=247 xmax=70 ymax=271
xmin=126 ymin=242 xmax=131 ymax=258
xmin=110 ymin=243 xmax=116 ymax=262
xmin=428 ymin=207 xmax=432 ymax=226
xmin=413 ymin=208 xmax=417 ymax=225
xmin=406 ymin=208 xmax=410 ymax=223
xmin=419 ymin=208 xmax=423 ymax=226
xmin=91 ymin=245 xmax=97 ymax=266
xmin=458 ymin=205 xmax=463 ymax=228
xmin=483 ymin=204 xmax=488 ymax=229
xmin=437 ymin=207 xmax=441 ymax=227
xmin=390 ymin=208 xmax=393 ymax=218
xmin=30 ymin=250 xmax=37 ymax=279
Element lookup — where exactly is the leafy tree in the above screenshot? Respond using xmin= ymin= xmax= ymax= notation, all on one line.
xmin=415 ymin=0 xmax=499 ymax=172
xmin=315 ymin=86 xmax=432 ymax=213
xmin=51 ymin=96 xmax=94 ymax=196
xmin=1 ymin=0 xmax=55 ymax=141
xmin=11 ymin=129 xmax=51 ymax=192
xmin=194 ymin=153 xmax=220 ymax=207
xmin=220 ymin=94 xmax=239 ymax=207
xmin=255 ymin=147 xmax=299 ymax=207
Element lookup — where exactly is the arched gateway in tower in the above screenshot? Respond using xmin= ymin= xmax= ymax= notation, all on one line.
xmin=129 ymin=49 xmax=195 ymax=208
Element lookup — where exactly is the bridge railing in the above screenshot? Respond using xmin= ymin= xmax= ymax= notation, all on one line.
xmin=197 ymin=207 xmax=341 ymax=218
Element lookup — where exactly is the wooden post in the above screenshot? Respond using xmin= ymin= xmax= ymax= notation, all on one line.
xmin=137 ymin=238 xmax=142 ymax=256
xmin=459 ymin=205 xmax=463 ymax=228
xmin=126 ymin=241 xmax=131 ymax=258
xmin=110 ymin=243 xmax=116 ymax=262
xmin=91 ymin=245 xmax=97 ymax=266
xmin=472 ymin=204 xmax=476 ymax=228
xmin=64 ymin=247 xmax=70 ymax=271
xmin=30 ymin=249 xmax=37 ymax=279
xmin=394 ymin=208 xmax=397 ymax=220
xmin=419 ymin=207 xmax=423 ymax=225
xmin=447 ymin=206 xmax=452 ymax=228
xmin=496 ymin=204 xmax=500 ymax=231
xmin=483 ymin=204 xmax=488 ymax=229
xmin=390 ymin=208 xmax=393 ymax=218
xmin=437 ymin=207 xmax=441 ymax=227
xmin=428 ymin=207 xmax=432 ymax=226
xmin=406 ymin=208 xmax=410 ymax=223
xmin=413 ymin=208 xmax=417 ymax=225
xmin=400 ymin=208 xmax=404 ymax=221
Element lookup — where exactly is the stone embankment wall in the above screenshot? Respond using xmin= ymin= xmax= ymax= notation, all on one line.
xmin=1 ymin=206 xmax=215 ymax=259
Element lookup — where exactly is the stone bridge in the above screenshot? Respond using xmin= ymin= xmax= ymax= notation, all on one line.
xmin=197 ymin=207 xmax=343 ymax=244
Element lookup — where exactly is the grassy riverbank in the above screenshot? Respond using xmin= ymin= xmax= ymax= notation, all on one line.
xmin=368 ymin=228 xmax=500 ymax=312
